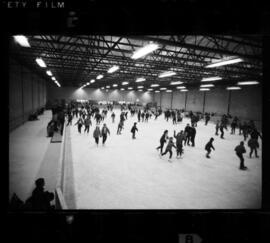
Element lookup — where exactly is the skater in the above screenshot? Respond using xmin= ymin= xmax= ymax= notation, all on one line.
xmin=137 ymin=110 xmax=141 ymax=122
xmin=230 ymin=118 xmax=237 ymax=134
xmin=84 ymin=117 xmax=92 ymax=134
xmin=242 ymin=122 xmax=249 ymax=141
xmin=117 ymin=120 xmax=124 ymax=135
xmin=101 ymin=123 xmax=110 ymax=145
xmin=174 ymin=130 xmax=185 ymax=158
xmin=74 ymin=117 xmax=84 ymax=133
xmin=141 ymin=112 xmax=145 ymax=122
xmin=172 ymin=111 xmax=177 ymax=125
xmin=248 ymin=137 xmax=259 ymax=158
xmin=205 ymin=113 xmax=210 ymax=125
xmin=145 ymin=112 xmax=149 ymax=122
xmin=131 ymin=122 xmax=138 ymax=139
xmin=66 ymin=113 xmax=73 ymax=126
xmin=215 ymin=120 xmax=220 ymax=136
xmin=220 ymin=123 xmax=225 ymax=139
xmin=161 ymin=137 xmax=176 ymax=162
xmin=111 ymin=112 xmax=116 ymax=123
xmin=184 ymin=124 xmax=191 ymax=146
xmin=234 ymin=141 xmax=247 ymax=170
xmin=93 ymin=125 xmax=101 ymax=146
xmin=156 ymin=130 xmax=168 ymax=154
xmin=205 ymin=137 xmax=215 ymax=158
xmin=190 ymin=124 xmax=196 ymax=147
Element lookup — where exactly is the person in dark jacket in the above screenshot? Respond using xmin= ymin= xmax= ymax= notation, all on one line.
xmin=220 ymin=123 xmax=225 ymax=139
xmin=248 ymin=137 xmax=259 ymax=158
xmin=156 ymin=130 xmax=168 ymax=154
xmin=117 ymin=120 xmax=124 ymax=135
xmin=101 ymin=123 xmax=110 ymax=145
xmin=242 ymin=122 xmax=249 ymax=141
xmin=66 ymin=113 xmax=73 ymax=126
xmin=184 ymin=124 xmax=191 ymax=146
xmin=205 ymin=137 xmax=215 ymax=158
xmin=205 ymin=113 xmax=210 ymax=125
xmin=161 ymin=137 xmax=176 ymax=162
xmin=25 ymin=178 xmax=54 ymax=210
xmin=111 ymin=112 xmax=116 ymax=123
xmin=141 ymin=112 xmax=145 ymax=122
xmin=215 ymin=120 xmax=220 ymax=136
xmin=131 ymin=122 xmax=138 ymax=139
xmin=84 ymin=117 xmax=92 ymax=134
xmin=93 ymin=126 xmax=101 ymax=146
xmin=234 ymin=141 xmax=247 ymax=170
xmin=230 ymin=119 xmax=237 ymax=134
xmin=174 ymin=130 xmax=185 ymax=158
xmin=189 ymin=124 xmax=196 ymax=147
xmin=74 ymin=117 xmax=84 ymax=133
xmin=137 ymin=110 xmax=141 ymax=122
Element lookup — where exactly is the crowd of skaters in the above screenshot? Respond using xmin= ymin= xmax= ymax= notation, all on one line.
xmin=62 ymin=101 xmax=261 ymax=171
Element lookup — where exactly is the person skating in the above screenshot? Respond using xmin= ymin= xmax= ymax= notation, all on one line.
xmin=174 ymin=130 xmax=185 ymax=158
xmin=205 ymin=138 xmax=215 ymax=158
xmin=101 ymin=123 xmax=110 ymax=145
xmin=84 ymin=117 xmax=92 ymax=134
xmin=184 ymin=124 xmax=191 ymax=146
xmin=220 ymin=123 xmax=225 ymax=139
xmin=234 ymin=141 xmax=247 ymax=170
xmin=205 ymin=113 xmax=210 ymax=125
xmin=161 ymin=137 xmax=177 ymax=162
xmin=215 ymin=120 xmax=220 ymax=136
xmin=248 ymin=137 xmax=259 ymax=158
xmin=66 ymin=113 xmax=73 ymax=126
xmin=156 ymin=130 xmax=169 ymax=154
xmin=242 ymin=122 xmax=249 ymax=141
xmin=131 ymin=122 xmax=138 ymax=139
xmin=145 ymin=112 xmax=149 ymax=122
xmin=74 ymin=117 xmax=84 ymax=133
xmin=189 ymin=124 xmax=196 ymax=147
xmin=93 ymin=126 xmax=101 ymax=146
xmin=141 ymin=112 xmax=145 ymax=122
xmin=111 ymin=112 xmax=116 ymax=123
xmin=117 ymin=120 xmax=124 ymax=135
xmin=230 ymin=119 xmax=237 ymax=134
xmin=137 ymin=110 xmax=141 ymax=122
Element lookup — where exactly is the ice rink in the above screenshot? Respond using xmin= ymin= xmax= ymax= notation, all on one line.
xmin=67 ymin=109 xmax=261 ymax=209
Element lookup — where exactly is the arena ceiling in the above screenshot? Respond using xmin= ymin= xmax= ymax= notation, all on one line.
xmin=10 ymin=35 xmax=262 ymax=90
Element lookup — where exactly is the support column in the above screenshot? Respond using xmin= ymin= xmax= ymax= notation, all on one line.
xmin=202 ymin=92 xmax=206 ymax=113
xmin=160 ymin=91 xmax=162 ymax=108
xmin=170 ymin=91 xmax=173 ymax=109
xmin=227 ymin=90 xmax=232 ymax=115
xmin=184 ymin=92 xmax=188 ymax=110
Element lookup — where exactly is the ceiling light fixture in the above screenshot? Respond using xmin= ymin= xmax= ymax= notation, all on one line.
xmin=158 ymin=71 xmax=176 ymax=78
xmin=170 ymin=81 xmax=183 ymax=85
xmin=13 ymin=35 xmax=31 ymax=47
xmin=201 ymin=77 xmax=222 ymax=82
xmin=36 ymin=58 xmax=47 ymax=68
xmin=131 ymin=43 xmax=159 ymax=59
xmin=226 ymin=86 xmax=242 ymax=90
xmin=107 ymin=65 xmax=120 ymax=73
xmin=206 ymin=58 xmax=243 ymax=68
xmin=96 ymin=74 xmax=103 ymax=79
xmin=136 ymin=78 xmax=146 ymax=82
xmin=237 ymin=81 xmax=259 ymax=85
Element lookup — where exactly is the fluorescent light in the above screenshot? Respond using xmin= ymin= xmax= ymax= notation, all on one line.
xmin=86 ymin=82 xmax=90 ymax=85
xmin=166 ymin=90 xmax=172 ymax=92
xmin=96 ymin=74 xmax=103 ymax=79
xmin=138 ymin=89 xmax=143 ymax=92
xmin=180 ymin=89 xmax=188 ymax=92
xmin=101 ymin=87 xmax=104 ymax=89
xmin=147 ymin=88 xmax=153 ymax=91
xmin=200 ymin=84 xmax=215 ymax=88
xmin=151 ymin=84 xmax=159 ymax=87
xmin=226 ymin=86 xmax=242 ymax=90
xmin=200 ymin=88 xmax=210 ymax=91
xmin=13 ymin=35 xmax=31 ymax=47
xmin=36 ymin=58 xmax=46 ymax=68
xmin=106 ymin=85 xmax=110 ymax=88
xmin=122 ymin=82 xmax=129 ymax=85
xmin=46 ymin=70 xmax=52 ymax=76
xmin=206 ymin=58 xmax=243 ymax=68
xmin=170 ymin=81 xmax=183 ymax=85
xmin=120 ymin=88 xmax=125 ymax=91
xmin=131 ymin=43 xmax=159 ymax=59
xmin=107 ymin=65 xmax=119 ymax=73
xmin=113 ymin=84 xmax=118 ymax=87
xmin=90 ymin=79 xmax=95 ymax=83
xmin=158 ymin=71 xmax=176 ymax=78
xmin=160 ymin=87 xmax=167 ymax=90
xmin=128 ymin=87 xmax=133 ymax=90
xmin=176 ymin=86 xmax=186 ymax=89
xmin=155 ymin=90 xmax=160 ymax=93
xmin=137 ymin=86 xmax=144 ymax=88
xmin=201 ymin=77 xmax=222 ymax=82
xmin=136 ymin=77 xmax=146 ymax=82
xmin=51 ymin=77 xmax=56 ymax=81
xmin=237 ymin=81 xmax=259 ymax=85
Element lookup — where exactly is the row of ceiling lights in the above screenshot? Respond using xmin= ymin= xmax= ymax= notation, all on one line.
xmin=14 ymin=35 xmax=61 ymax=87
xmin=13 ymin=35 xmax=260 ymax=91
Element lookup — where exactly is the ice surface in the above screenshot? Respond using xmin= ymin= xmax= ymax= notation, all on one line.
xmin=69 ymin=109 xmax=261 ymax=209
